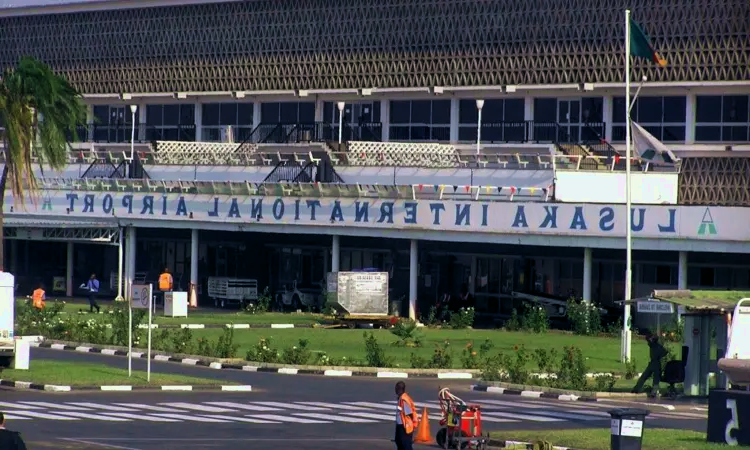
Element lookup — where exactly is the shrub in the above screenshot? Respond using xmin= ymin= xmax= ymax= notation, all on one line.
xmin=531 ymin=348 xmax=558 ymax=375
xmin=363 ymin=332 xmax=392 ymax=367
xmin=108 ymin=304 xmax=146 ymax=347
xmin=14 ymin=299 xmax=68 ymax=338
xmin=566 ymin=299 xmax=602 ymax=336
xmin=504 ymin=309 xmax=522 ymax=331
xmin=460 ymin=340 xmax=493 ymax=369
xmin=246 ymin=287 xmax=272 ymax=314
xmin=281 ymin=339 xmax=312 ymax=365
xmin=429 ymin=341 xmax=452 ymax=369
xmin=526 ymin=305 xmax=549 ymax=333
xmin=245 ymin=337 xmax=280 ymax=363
xmin=449 ymin=307 xmax=475 ymax=329
xmin=624 ymin=358 xmax=638 ymax=380
xmin=68 ymin=318 xmax=108 ymax=345
xmin=554 ymin=346 xmax=589 ymax=391
xmin=390 ymin=318 xmax=422 ymax=347
xmin=498 ymin=345 xmax=531 ymax=385
xmin=409 ymin=353 xmax=428 ymax=369
xmin=593 ymin=374 xmax=617 ymax=392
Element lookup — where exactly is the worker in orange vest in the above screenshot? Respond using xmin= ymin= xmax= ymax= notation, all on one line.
xmin=394 ymin=381 xmax=418 ymax=450
xmin=158 ymin=268 xmax=173 ymax=292
xmin=31 ymin=284 xmax=46 ymax=311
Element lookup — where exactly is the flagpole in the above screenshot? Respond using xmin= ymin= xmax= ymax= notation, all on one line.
xmin=622 ymin=8 xmax=633 ymax=363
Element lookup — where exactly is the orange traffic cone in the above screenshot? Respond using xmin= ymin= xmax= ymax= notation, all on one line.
xmin=189 ymin=283 xmax=198 ymax=308
xmin=413 ymin=407 xmax=433 ymax=444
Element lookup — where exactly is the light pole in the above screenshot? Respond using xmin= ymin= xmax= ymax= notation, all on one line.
xmin=129 ymin=105 xmax=137 ymax=178
xmin=337 ymin=101 xmax=346 ymax=144
xmin=476 ymin=99 xmax=484 ymax=155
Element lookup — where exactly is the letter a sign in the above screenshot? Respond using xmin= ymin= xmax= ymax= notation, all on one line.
xmin=698 ymin=208 xmax=717 ymax=236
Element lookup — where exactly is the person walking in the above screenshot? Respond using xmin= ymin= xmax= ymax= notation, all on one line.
xmin=394 ymin=381 xmax=418 ymax=450
xmin=0 ymin=412 xmax=28 ymax=450
xmin=85 ymin=273 xmax=101 ymax=313
xmin=632 ymin=330 xmax=668 ymax=397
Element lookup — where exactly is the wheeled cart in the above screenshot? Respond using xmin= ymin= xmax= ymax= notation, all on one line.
xmin=436 ymin=388 xmax=489 ymax=449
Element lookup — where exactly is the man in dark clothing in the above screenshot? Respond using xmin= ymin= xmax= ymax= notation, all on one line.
xmin=86 ymin=273 xmax=101 ymax=313
xmin=632 ymin=330 xmax=668 ymax=396
xmin=0 ymin=412 xmax=28 ymax=450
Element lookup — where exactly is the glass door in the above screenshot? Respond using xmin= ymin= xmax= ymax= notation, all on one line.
xmin=557 ymin=99 xmax=581 ymax=143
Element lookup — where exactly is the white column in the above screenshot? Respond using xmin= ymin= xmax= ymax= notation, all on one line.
xmin=409 ymin=239 xmax=418 ymax=320
xmin=331 ymin=235 xmax=340 ymax=273
xmin=66 ymin=242 xmax=74 ymax=297
xmin=190 ymin=229 xmax=199 ymax=286
xmin=126 ymin=227 xmax=137 ymax=299
xmin=678 ymin=251 xmax=688 ymax=290
xmin=449 ymin=98 xmax=460 ymax=143
xmin=524 ymin=96 xmax=534 ymax=141
xmin=314 ymin=97 xmax=324 ymax=122
xmin=583 ymin=248 xmax=593 ymax=303
xmin=85 ymin=104 xmax=94 ymax=142
xmin=138 ymin=102 xmax=148 ymax=141
xmin=252 ymin=101 xmax=261 ymax=130
xmin=685 ymin=94 xmax=696 ymax=144
xmin=194 ymin=102 xmax=203 ymax=142
xmin=602 ymin=95 xmax=613 ymax=141
xmin=380 ymin=99 xmax=390 ymax=142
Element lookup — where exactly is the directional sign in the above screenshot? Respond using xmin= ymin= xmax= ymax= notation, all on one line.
xmin=131 ymin=284 xmax=152 ymax=310
xmin=637 ymin=301 xmax=674 ymax=314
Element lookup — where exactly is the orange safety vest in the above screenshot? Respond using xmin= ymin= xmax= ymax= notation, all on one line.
xmin=158 ymin=273 xmax=173 ymax=291
xmin=32 ymin=288 xmax=46 ymax=309
xmin=398 ymin=393 xmax=419 ymax=434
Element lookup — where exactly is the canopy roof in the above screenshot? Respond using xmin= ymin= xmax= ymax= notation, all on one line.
xmin=651 ymin=290 xmax=750 ymax=312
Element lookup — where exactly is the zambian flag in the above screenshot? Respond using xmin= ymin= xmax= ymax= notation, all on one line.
xmin=629 ymin=19 xmax=667 ymax=67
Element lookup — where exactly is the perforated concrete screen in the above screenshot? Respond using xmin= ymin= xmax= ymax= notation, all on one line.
xmin=0 ymin=0 xmax=748 ymax=94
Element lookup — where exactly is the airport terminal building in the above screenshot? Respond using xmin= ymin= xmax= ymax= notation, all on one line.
xmin=1 ymin=0 xmax=749 ymax=320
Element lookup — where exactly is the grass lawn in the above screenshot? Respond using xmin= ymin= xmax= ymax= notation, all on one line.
xmin=192 ymin=327 xmax=656 ymax=373
xmin=53 ymin=300 xmax=321 ymax=325
xmin=490 ymin=428 xmax=727 ymax=450
xmin=0 ymin=360 xmax=229 ymax=386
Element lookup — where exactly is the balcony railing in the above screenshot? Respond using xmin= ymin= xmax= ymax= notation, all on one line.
xmin=69 ymin=124 xmax=196 ymax=143
xmin=242 ymin=122 xmax=382 ymax=145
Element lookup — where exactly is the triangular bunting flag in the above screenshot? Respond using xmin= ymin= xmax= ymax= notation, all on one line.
xmin=453 ymin=185 xmax=458 ymax=192
xmin=434 ymin=184 xmax=439 ymax=191
xmin=497 ymin=186 xmax=502 ymax=193
xmin=510 ymin=187 xmax=516 ymax=194
xmin=529 ymin=188 xmax=537 ymax=194
xmin=418 ymin=184 xmax=423 ymax=191
xmin=464 ymin=185 xmax=470 ymax=192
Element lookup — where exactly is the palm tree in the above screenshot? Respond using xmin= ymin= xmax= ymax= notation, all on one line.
xmin=0 ymin=56 xmax=86 ymax=271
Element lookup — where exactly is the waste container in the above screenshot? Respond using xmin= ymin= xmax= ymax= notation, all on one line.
xmin=609 ymin=408 xmax=650 ymax=450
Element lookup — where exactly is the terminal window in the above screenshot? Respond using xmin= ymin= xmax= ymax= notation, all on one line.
xmin=612 ymin=96 xmax=686 ymax=142
xmin=695 ymin=95 xmax=750 ymax=142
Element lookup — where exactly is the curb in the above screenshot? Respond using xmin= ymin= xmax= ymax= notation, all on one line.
xmin=34 ymin=342 xmax=477 ymax=380
xmin=487 ymin=438 xmax=583 ymax=450
xmin=0 ymin=379 xmax=251 ymax=392
xmin=471 ymin=384 xmax=648 ymax=401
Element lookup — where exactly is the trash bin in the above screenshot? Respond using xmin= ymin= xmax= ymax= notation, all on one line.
xmin=608 ymin=408 xmax=650 ymax=450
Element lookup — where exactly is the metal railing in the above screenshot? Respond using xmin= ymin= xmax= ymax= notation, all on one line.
xmin=69 ymin=124 xmax=196 ymax=143
xmin=238 ymin=122 xmax=382 ymax=146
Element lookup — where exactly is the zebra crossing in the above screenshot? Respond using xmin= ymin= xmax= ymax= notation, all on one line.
xmin=0 ymin=398 xmax=704 ymax=425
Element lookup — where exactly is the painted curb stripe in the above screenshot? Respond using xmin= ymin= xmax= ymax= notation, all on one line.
xmin=437 ymin=372 xmax=473 ymax=379
xmin=323 ymin=370 xmax=353 ymax=377
xmin=209 ymin=362 xmax=223 ymax=369
xmin=220 ymin=385 xmax=253 ymax=391
xmin=376 ymin=372 xmax=409 ymax=378
xmin=101 ymin=386 xmax=133 ymax=391
xmin=161 ymin=386 xmax=193 ymax=391
xmin=270 ymin=324 xmax=294 ymax=329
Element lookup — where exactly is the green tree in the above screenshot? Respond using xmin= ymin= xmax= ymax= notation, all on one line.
xmin=0 ymin=57 xmax=85 ymax=270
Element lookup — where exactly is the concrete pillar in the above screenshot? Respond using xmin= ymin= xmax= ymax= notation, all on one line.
xmin=194 ymin=102 xmax=203 ymax=142
xmin=409 ymin=239 xmax=418 ymax=320
xmin=380 ymin=99 xmax=390 ymax=142
xmin=190 ymin=229 xmax=199 ymax=287
xmin=331 ymin=235 xmax=340 ymax=273
xmin=524 ymin=96 xmax=534 ymax=141
xmin=10 ymin=240 xmax=17 ymax=274
xmin=138 ymin=102 xmax=147 ymax=141
xmin=602 ymin=95 xmax=613 ymax=141
xmin=252 ymin=101 xmax=261 ymax=130
xmin=125 ymin=226 xmax=137 ymax=299
xmin=314 ymin=97 xmax=324 ymax=122
xmin=66 ymin=242 xmax=74 ymax=297
xmin=678 ymin=251 xmax=688 ymax=290
xmin=583 ymin=248 xmax=592 ymax=302
xmin=449 ymin=98 xmax=460 ymax=143
xmin=86 ymin=104 xmax=94 ymax=142
xmin=685 ymin=94 xmax=696 ymax=144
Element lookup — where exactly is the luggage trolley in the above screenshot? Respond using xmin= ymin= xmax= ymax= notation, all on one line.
xmin=436 ymin=388 xmax=489 ymax=449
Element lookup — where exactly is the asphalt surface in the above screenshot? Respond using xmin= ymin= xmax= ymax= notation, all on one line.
xmin=0 ymin=348 xmax=710 ymax=450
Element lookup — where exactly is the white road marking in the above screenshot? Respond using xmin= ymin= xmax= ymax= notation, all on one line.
xmin=66 ymin=403 xmax=140 ymax=412
xmin=483 ymin=411 xmax=564 ymax=422
xmin=523 ymin=410 xmax=605 ymax=421
xmin=18 ymin=402 xmax=92 ymax=411
xmin=49 ymin=411 xmax=131 ymax=421
xmin=159 ymin=402 xmax=235 ymax=413
xmin=295 ymin=402 xmax=369 ymax=410
xmin=1 ymin=414 xmax=31 ymax=420
xmin=101 ymin=413 xmax=181 ymax=422
xmin=113 ymin=403 xmax=187 ymax=412
xmin=3 ymin=410 xmax=80 ymax=421
xmin=198 ymin=415 xmax=281 ymax=424
xmin=345 ymin=402 xmax=395 ymax=410
xmin=472 ymin=399 xmax=542 ymax=409
xmin=0 ymin=402 xmax=44 ymax=410
xmin=249 ymin=414 xmax=330 ymax=423
xmin=149 ymin=413 xmax=231 ymax=423
xmin=254 ymin=401 xmax=329 ymax=411
xmin=341 ymin=412 xmax=392 ymax=420
xmin=205 ymin=402 xmax=283 ymax=412
xmin=294 ymin=413 xmax=377 ymax=423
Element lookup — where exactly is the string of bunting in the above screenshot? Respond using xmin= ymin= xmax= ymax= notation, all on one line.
xmin=413 ymin=184 xmax=552 ymax=195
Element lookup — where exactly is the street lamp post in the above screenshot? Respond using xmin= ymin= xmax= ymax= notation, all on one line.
xmin=337 ymin=102 xmax=346 ymax=144
xmin=476 ymin=99 xmax=485 ymax=155
xmin=129 ymin=105 xmax=137 ymax=178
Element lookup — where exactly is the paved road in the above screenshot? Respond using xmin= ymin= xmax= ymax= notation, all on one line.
xmin=0 ymin=348 xmax=707 ymax=449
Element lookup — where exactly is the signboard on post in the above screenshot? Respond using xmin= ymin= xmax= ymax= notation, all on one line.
xmin=130 ymin=284 xmax=153 ymax=381
xmin=637 ymin=301 xmax=674 ymax=314
xmin=707 ymin=389 xmax=750 ymax=445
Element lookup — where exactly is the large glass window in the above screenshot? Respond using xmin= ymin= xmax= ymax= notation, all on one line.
xmin=458 ymin=98 xmax=525 ymax=142
xmin=532 ymin=97 xmax=604 ymax=142
xmin=695 ymin=95 xmax=750 ymax=142
xmin=90 ymin=105 xmax=140 ymax=143
xmin=322 ymin=101 xmax=381 ymax=141
xmin=260 ymin=102 xmax=315 ymax=124
xmin=612 ymin=96 xmax=686 ymax=142
xmin=389 ymin=99 xmax=450 ymax=141
xmin=145 ymin=104 xmax=196 ymax=141
xmin=201 ymin=102 xmax=254 ymax=142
